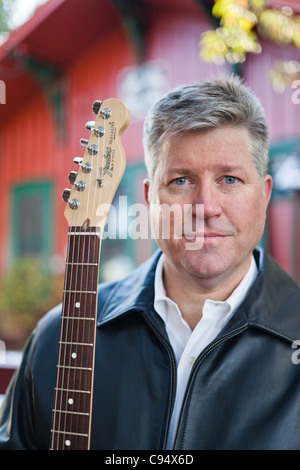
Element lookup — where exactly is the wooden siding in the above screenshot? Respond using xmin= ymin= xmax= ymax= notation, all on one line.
xmin=0 ymin=0 xmax=299 ymax=282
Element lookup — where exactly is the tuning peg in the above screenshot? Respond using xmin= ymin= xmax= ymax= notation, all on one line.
xmin=85 ymin=120 xmax=105 ymax=138
xmin=62 ymin=188 xmax=72 ymax=203
xmin=100 ymin=108 xmax=111 ymax=119
xmin=92 ymin=100 xmax=103 ymax=115
xmin=80 ymin=138 xmax=88 ymax=147
xmin=68 ymin=171 xmax=78 ymax=185
xmin=94 ymin=126 xmax=105 ymax=137
xmin=80 ymin=139 xmax=98 ymax=155
xmin=85 ymin=120 xmax=95 ymax=130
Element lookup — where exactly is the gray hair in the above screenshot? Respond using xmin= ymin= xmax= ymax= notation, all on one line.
xmin=143 ymin=74 xmax=269 ymax=183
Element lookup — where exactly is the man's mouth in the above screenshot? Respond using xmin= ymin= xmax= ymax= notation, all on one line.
xmin=184 ymin=233 xmax=228 ymax=240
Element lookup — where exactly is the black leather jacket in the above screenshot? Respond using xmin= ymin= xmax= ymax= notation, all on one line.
xmin=1 ymin=248 xmax=300 ymax=450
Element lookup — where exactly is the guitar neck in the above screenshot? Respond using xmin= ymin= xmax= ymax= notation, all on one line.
xmin=50 ymin=226 xmax=101 ymax=450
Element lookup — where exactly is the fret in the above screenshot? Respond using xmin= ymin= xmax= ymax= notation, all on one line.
xmin=61 ymin=316 xmax=95 ymax=321
xmin=66 ymin=262 xmax=98 ymax=266
xmin=55 ymin=387 xmax=91 ymax=394
xmin=59 ymin=341 xmax=93 ymax=346
xmin=68 ymin=231 xmax=99 ymax=236
xmin=53 ymin=409 xmax=90 ymax=416
xmin=63 ymin=289 xmax=97 ymax=294
xmin=51 ymin=430 xmax=89 ymax=438
xmin=57 ymin=365 xmax=92 ymax=371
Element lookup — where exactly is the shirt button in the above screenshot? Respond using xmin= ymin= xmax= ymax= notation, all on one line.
xmin=188 ymin=356 xmax=196 ymax=366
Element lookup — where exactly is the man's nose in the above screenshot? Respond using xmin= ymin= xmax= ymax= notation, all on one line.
xmin=192 ymin=181 xmax=222 ymax=219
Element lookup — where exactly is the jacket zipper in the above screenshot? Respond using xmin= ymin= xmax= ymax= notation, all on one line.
xmin=172 ymin=325 xmax=247 ymax=449
xmin=142 ymin=313 xmax=178 ymax=449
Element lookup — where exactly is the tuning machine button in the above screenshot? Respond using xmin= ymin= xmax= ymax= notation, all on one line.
xmin=68 ymin=171 xmax=78 ymax=185
xmin=93 ymin=100 xmax=103 ymax=115
xmin=62 ymin=188 xmax=72 ymax=203
xmin=73 ymin=157 xmax=83 ymax=165
xmin=80 ymin=138 xmax=89 ymax=147
xmin=85 ymin=120 xmax=95 ymax=130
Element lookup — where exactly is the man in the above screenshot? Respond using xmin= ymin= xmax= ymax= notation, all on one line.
xmin=1 ymin=75 xmax=300 ymax=450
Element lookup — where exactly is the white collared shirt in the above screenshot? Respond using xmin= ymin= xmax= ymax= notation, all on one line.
xmin=154 ymin=253 xmax=258 ymax=449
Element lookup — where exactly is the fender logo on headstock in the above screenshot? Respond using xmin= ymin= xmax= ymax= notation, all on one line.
xmin=100 ymin=147 xmax=113 ymax=178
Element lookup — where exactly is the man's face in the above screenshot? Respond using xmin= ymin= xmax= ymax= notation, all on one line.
xmin=145 ymin=127 xmax=272 ymax=287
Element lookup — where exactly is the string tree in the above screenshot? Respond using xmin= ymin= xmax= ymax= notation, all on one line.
xmin=96 ymin=177 xmax=104 ymax=187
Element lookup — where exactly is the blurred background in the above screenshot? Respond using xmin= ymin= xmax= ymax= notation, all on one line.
xmin=0 ymin=0 xmax=299 ymax=393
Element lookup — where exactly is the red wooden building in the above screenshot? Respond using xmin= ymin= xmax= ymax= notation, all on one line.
xmin=0 ymin=0 xmax=300 ymax=400
xmin=0 ymin=0 xmax=299 ymax=288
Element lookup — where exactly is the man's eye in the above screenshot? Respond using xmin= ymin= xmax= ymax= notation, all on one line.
xmin=173 ymin=177 xmax=189 ymax=185
xmin=223 ymin=176 xmax=239 ymax=185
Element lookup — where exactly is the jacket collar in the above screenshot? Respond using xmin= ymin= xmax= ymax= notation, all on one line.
xmin=97 ymin=250 xmax=162 ymax=326
xmin=97 ymin=247 xmax=300 ymax=342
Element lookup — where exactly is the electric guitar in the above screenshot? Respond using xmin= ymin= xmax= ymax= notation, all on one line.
xmin=50 ymin=98 xmax=130 ymax=450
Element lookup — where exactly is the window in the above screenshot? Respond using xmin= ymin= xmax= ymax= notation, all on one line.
xmin=267 ymin=139 xmax=300 ymax=281
xmin=100 ymin=162 xmax=155 ymax=281
xmin=11 ymin=181 xmax=53 ymax=260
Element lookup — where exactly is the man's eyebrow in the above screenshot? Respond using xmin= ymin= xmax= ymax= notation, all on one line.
xmin=166 ymin=165 xmax=247 ymax=174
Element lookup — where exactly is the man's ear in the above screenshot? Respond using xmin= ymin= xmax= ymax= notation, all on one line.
xmin=264 ymin=175 xmax=273 ymax=210
xmin=144 ymin=178 xmax=151 ymax=207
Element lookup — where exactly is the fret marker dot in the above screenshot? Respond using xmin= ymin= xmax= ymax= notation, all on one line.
xmin=68 ymin=398 xmax=74 ymax=405
xmin=72 ymin=352 xmax=77 ymax=359
xmin=65 ymin=440 xmax=71 ymax=447
xmin=75 ymin=302 xmax=80 ymax=308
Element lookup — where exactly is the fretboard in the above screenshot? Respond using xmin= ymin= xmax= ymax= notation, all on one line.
xmin=50 ymin=226 xmax=101 ymax=450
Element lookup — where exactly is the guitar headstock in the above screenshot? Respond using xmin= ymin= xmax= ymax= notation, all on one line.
xmin=63 ymin=98 xmax=130 ymax=232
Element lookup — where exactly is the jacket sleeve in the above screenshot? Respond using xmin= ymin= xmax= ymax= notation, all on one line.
xmin=0 ymin=333 xmax=38 ymax=449
xmin=0 ymin=306 xmax=61 ymax=450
